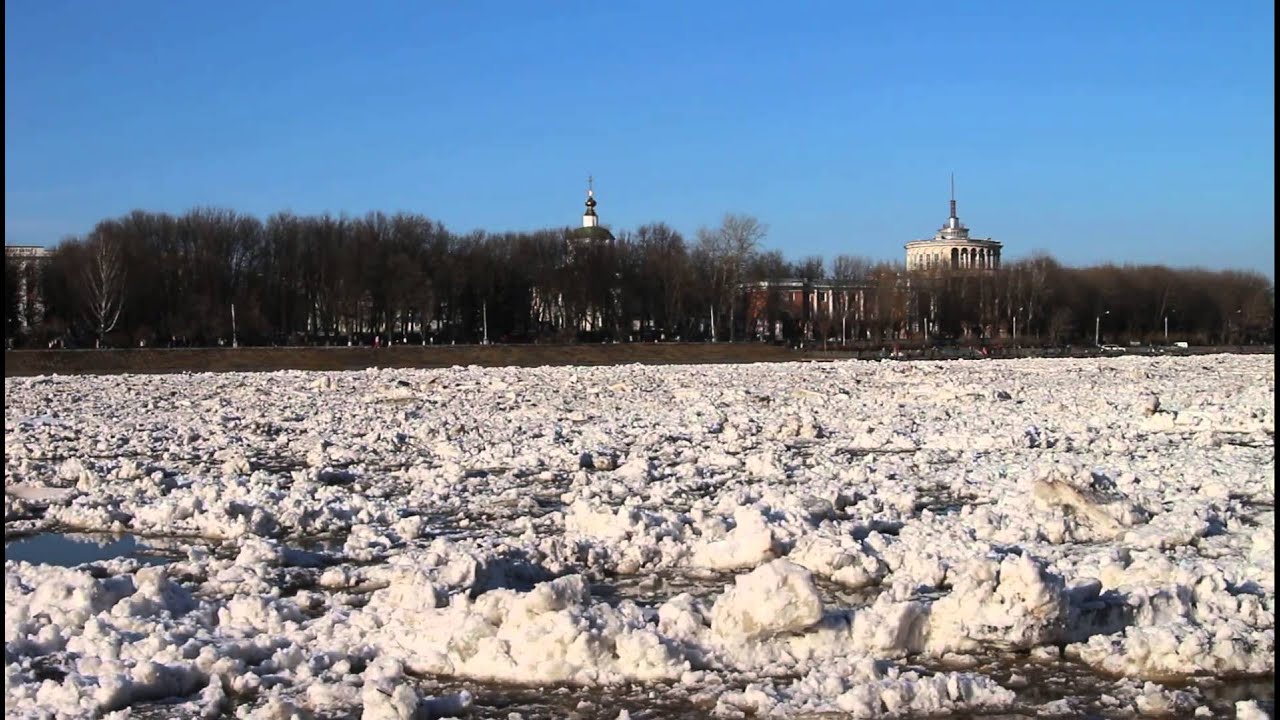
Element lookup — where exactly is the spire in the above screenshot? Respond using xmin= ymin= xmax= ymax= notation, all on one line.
xmin=949 ymin=173 xmax=957 ymax=219
xmin=939 ymin=173 xmax=967 ymax=236
xmin=582 ymin=175 xmax=599 ymax=228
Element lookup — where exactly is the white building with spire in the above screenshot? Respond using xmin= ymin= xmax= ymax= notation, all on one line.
xmin=566 ymin=176 xmax=615 ymax=245
xmin=530 ymin=179 xmax=619 ymax=335
xmin=904 ymin=178 xmax=1002 ymax=272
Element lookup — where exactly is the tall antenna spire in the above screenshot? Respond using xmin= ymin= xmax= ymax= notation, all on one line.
xmin=949 ymin=173 xmax=957 ymax=219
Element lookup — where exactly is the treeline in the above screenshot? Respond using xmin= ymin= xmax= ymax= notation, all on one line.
xmin=891 ymin=257 xmax=1273 ymax=347
xmin=4 ymin=207 xmax=1274 ymax=348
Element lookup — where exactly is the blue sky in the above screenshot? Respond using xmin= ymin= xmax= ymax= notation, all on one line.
xmin=5 ymin=0 xmax=1275 ymax=273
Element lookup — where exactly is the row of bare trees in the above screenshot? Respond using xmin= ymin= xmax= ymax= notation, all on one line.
xmin=5 ymin=207 xmax=1274 ymax=348
xmin=889 ymin=255 xmax=1273 ymax=346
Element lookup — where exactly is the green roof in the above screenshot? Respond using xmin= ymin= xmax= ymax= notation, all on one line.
xmin=568 ymin=226 xmax=615 ymax=242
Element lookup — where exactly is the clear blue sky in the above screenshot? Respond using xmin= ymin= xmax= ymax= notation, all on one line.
xmin=5 ymin=0 xmax=1275 ymax=274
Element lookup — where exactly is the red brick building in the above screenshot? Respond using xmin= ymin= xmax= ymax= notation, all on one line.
xmin=741 ymin=278 xmax=875 ymax=343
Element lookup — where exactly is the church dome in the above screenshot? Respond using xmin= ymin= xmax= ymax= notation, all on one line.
xmin=574 ymin=178 xmax=610 ymax=239
xmin=568 ymin=225 xmax=614 ymax=242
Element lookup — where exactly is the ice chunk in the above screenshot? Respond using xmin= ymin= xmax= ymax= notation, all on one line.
xmin=1031 ymin=466 xmax=1149 ymax=541
xmin=1236 ymin=700 xmax=1271 ymax=720
xmin=926 ymin=553 xmax=1068 ymax=654
xmin=691 ymin=506 xmax=776 ymax=570
xmin=711 ymin=559 xmax=823 ymax=641
xmin=788 ymin=534 xmax=886 ymax=589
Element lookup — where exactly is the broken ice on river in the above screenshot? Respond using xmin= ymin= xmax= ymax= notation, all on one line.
xmin=4 ymin=355 xmax=1275 ymax=719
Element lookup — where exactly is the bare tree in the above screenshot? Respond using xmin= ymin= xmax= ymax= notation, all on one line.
xmin=796 ymin=255 xmax=826 ymax=280
xmin=721 ymin=213 xmax=767 ymax=260
xmin=83 ymin=234 xmax=127 ymax=347
xmin=697 ymin=213 xmax=767 ymax=341
xmin=1047 ymin=306 xmax=1074 ymax=345
xmin=831 ymin=254 xmax=873 ymax=282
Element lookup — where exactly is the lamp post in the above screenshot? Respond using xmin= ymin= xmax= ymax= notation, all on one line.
xmin=1095 ymin=310 xmax=1110 ymax=347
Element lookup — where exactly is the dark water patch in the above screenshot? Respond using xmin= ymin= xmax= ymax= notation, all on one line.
xmin=270 ymin=566 xmax=328 ymax=597
xmin=473 ymin=494 xmax=566 ymax=523
xmin=529 ymin=494 xmax=567 ymax=515
xmin=1159 ymin=679 xmax=1273 ymax=719
xmin=911 ymin=484 xmax=982 ymax=518
xmin=4 ymin=532 xmax=180 ymax=567
xmin=244 ymin=453 xmax=307 ymax=475
xmin=3 ymin=502 xmax=49 ymax=524
xmin=26 ymin=653 xmax=71 ymax=683
xmin=1187 ymin=676 xmax=1275 ymax=715
xmin=852 ymin=519 xmax=904 ymax=537
xmin=135 ymin=676 xmax=730 ymax=720
xmin=413 ymin=676 xmax=726 ymax=720
xmin=916 ymin=498 xmax=971 ymax=517
xmin=589 ymin=567 xmax=881 ymax=611
xmin=812 ymin=576 xmax=884 ymax=609
xmin=33 ymin=649 xmax=1277 ymax=719
xmin=284 ymin=534 xmax=348 ymax=556
xmin=919 ymin=653 xmax=1275 ymax=719
xmin=651 ymin=481 xmax=727 ymax=514
xmin=398 ymin=511 xmax=490 ymax=543
xmin=836 ymin=446 xmax=920 ymax=459
xmin=591 ymin=568 xmax=732 ymax=607
xmin=464 ymin=465 xmax=512 ymax=478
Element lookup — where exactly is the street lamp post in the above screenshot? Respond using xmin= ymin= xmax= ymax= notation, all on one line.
xmin=1095 ymin=310 xmax=1110 ymax=347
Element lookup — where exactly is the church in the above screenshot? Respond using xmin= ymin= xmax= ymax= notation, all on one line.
xmin=529 ymin=179 xmax=620 ymax=336
xmin=567 ymin=179 xmax=615 ymax=244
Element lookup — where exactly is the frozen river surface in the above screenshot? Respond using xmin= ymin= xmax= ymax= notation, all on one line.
xmin=4 ymin=355 xmax=1274 ymax=719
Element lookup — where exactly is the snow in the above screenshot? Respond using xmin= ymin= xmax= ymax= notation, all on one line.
xmin=4 ymin=354 xmax=1275 ymax=718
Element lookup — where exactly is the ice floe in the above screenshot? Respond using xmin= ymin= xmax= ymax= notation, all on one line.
xmin=4 ymin=355 xmax=1274 ymax=717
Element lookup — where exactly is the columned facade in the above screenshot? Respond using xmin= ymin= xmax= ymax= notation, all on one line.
xmin=904 ymin=183 xmax=1003 ymax=272
xmin=5 ymin=244 xmax=50 ymax=334
xmin=740 ymin=278 xmax=874 ymax=343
